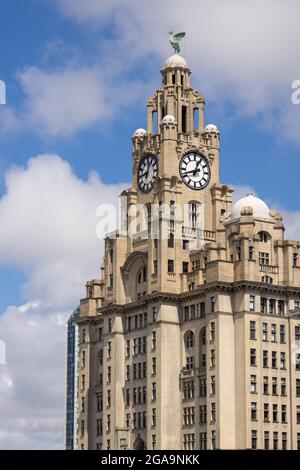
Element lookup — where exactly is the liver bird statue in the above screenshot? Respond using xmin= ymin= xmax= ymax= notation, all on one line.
xmin=169 ymin=31 xmax=186 ymax=54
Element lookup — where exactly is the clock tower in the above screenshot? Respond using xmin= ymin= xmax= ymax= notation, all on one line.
xmin=75 ymin=48 xmax=300 ymax=452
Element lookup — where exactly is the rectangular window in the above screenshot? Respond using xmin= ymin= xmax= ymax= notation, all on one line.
xmin=183 ymin=239 xmax=189 ymax=250
xmin=182 ymin=261 xmax=189 ymax=273
xmin=281 ymin=405 xmax=287 ymax=423
xmin=250 ymin=375 xmax=257 ymax=393
xmin=251 ymin=430 xmax=257 ymax=450
xmin=263 ymin=350 xmax=268 ymax=368
xmin=263 ymin=376 xmax=269 ymax=395
xmin=251 ymin=402 xmax=257 ymax=421
xmin=264 ymin=403 xmax=269 ymax=422
xmin=272 ymin=377 xmax=277 ymax=395
xmin=186 ymin=356 xmax=195 ymax=370
xmin=264 ymin=431 xmax=269 ymax=450
xmin=126 ymin=339 xmax=130 ymax=358
xmin=297 ymin=405 xmax=300 ymax=424
xmin=280 ymin=352 xmax=286 ymax=370
xmin=262 ymin=323 xmax=268 ymax=341
xmin=249 ymin=295 xmax=255 ymax=311
xmin=278 ymin=300 xmax=285 ymax=315
xmin=211 ymin=403 xmax=216 ymax=423
xmin=269 ymin=299 xmax=275 ymax=315
xmin=210 ymin=349 xmax=215 ymax=368
xmin=211 ymin=296 xmax=216 ymax=313
xmin=211 ymin=376 xmax=216 ymax=395
xmin=168 ymin=259 xmax=174 ymax=273
xmin=282 ymin=432 xmax=287 ymax=451
xmin=250 ymin=348 xmax=256 ymax=366
xmin=272 ymin=351 xmax=277 ymax=369
xmin=280 ymin=324 xmax=285 ymax=343
xmin=152 ymin=331 xmax=156 ymax=351
xmin=211 ymin=430 xmax=216 ymax=450
xmin=152 ymin=305 xmax=157 ymax=322
xmin=199 ymin=379 xmax=206 ymax=398
xmin=152 ymin=408 xmax=156 ymax=427
xmin=152 ymin=382 xmax=156 ymax=402
xmin=296 ymin=379 xmax=300 ymax=397
xmin=273 ymin=404 xmax=278 ymax=423
xmin=273 ymin=432 xmax=278 ymax=450
xmin=271 ymin=324 xmax=276 ymax=342
xmin=295 ymin=325 xmax=300 ymax=342
xmin=107 ymin=366 xmax=111 ymax=383
xmin=249 ymin=246 xmax=254 ymax=260
xmin=261 ymin=297 xmax=267 ymax=313
xmin=281 ymin=378 xmax=286 ymax=396
xmin=107 ymin=340 xmax=112 ymax=359
xmin=152 ymin=434 xmax=156 ymax=450
xmin=210 ymin=322 xmax=215 ymax=342
xmin=199 ymin=405 xmax=207 ymax=425
xmin=259 ymin=252 xmax=270 ymax=265
xmin=250 ymin=321 xmax=256 ymax=340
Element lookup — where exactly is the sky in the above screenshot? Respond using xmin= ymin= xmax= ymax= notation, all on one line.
xmin=0 ymin=0 xmax=300 ymax=449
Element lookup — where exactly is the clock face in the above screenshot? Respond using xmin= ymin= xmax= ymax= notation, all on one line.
xmin=137 ymin=154 xmax=158 ymax=192
xmin=179 ymin=152 xmax=211 ymax=190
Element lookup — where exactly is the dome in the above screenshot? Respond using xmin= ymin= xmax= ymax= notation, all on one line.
xmin=231 ymin=193 xmax=271 ymax=220
xmin=165 ymin=54 xmax=188 ymax=69
xmin=205 ymin=124 xmax=219 ymax=133
xmin=133 ymin=128 xmax=147 ymax=138
xmin=161 ymin=114 xmax=177 ymax=125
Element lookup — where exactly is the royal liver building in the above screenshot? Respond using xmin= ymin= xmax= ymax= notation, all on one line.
xmin=75 ymin=50 xmax=300 ymax=450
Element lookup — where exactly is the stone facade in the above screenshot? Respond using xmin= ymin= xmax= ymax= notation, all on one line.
xmin=75 ymin=53 xmax=300 ymax=450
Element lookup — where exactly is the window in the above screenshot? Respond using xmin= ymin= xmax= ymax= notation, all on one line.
xmin=107 ymin=389 xmax=111 ymax=408
xmin=251 ymin=430 xmax=257 ymax=450
xmin=168 ymin=259 xmax=174 ymax=273
xmin=82 ymin=329 xmax=86 ymax=343
xmin=107 ymin=366 xmax=111 ymax=383
xmin=168 ymin=232 xmax=174 ymax=248
xmin=281 ymin=405 xmax=287 ymax=423
xmin=278 ymin=300 xmax=285 ymax=315
xmin=269 ymin=299 xmax=275 ymax=314
xmin=272 ymin=351 xmax=277 ymax=369
xmin=272 ymin=377 xmax=277 ymax=395
xmin=81 ymin=374 xmax=85 ymax=391
xmin=250 ymin=375 xmax=257 ymax=393
xmin=273 ymin=432 xmax=278 ymax=450
xmin=152 ymin=305 xmax=157 ymax=323
xmin=199 ymin=379 xmax=206 ymax=398
xmin=251 ymin=402 xmax=257 ymax=421
xmin=143 ymin=386 xmax=147 ymax=403
xmin=211 ymin=376 xmax=216 ymax=395
xmin=96 ymin=394 xmax=102 ymax=412
xmin=249 ymin=295 xmax=255 ymax=312
xmin=250 ymin=321 xmax=256 ymax=340
xmin=264 ymin=403 xmax=269 ymax=422
xmin=109 ymin=274 xmax=113 ymax=288
xmin=210 ymin=322 xmax=215 ymax=342
xmin=126 ymin=365 xmax=130 ymax=381
xmin=143 ymin=336 xmax=147 ymax=353
xmin=81 ymin=397 xmax=85 ymax=413
xmin=271 ymin=324 xmax=276 ymax=342
xmin=280 ymin=324 xmax=285 ymax=343
xmin=186 ymin=356 xmax=195 ymax=370
xmin=182 ymin=261 xmax=189 ymax=273
xmin=263 ymin=376 xmax=269 ymax=395
xmin=293 ymin=253 xmax=298 ymax=267
xmin=249 ymin=246 xmax=254 ymax=260
xmin=81 ymin=350 xmax=86 ymax=368
xmin=262 ymin=275 xmax=273 ymax=284
xmin=280 ymin=352 xmax=286 ymax=370
xmin=295 ymin=325 xmax=300 ymax=342
xmin=185 ymin=331 xmax=194 ymax=349
xmin=297 ymin=405 xmax=300 ymax=424
xmin=262 ymin=323 xmax=268 ymax=341
xmin=152 ymin=434 xmax=156 ymax=450
xmin=211 ymin=296 xmax=216 ymax=313
xmin=211 ymin=430 xmax=216 ymax=450
xmin=282 ymin=432 xmax=287 ymax=451
xmin=273 ymin=404 xmax=278 ymax=422
xmin=200 ymin=432 xmax=207 ymax=450
xmin=98 ymin=327 xmax=103 ymax=342
xmin=183 ymin=433 xmax=195 ymax=451
xmin=153 ymin=260 xmax=158 ymax=276
xmin=152 ymin=408 xmax=156 ymax=427
xmin=183 ymin=239 xmax=189 ymax=250
xmin=211 ymin=403 xmax=216 ymax=423
xmin=126 ymin=340 xmax=130 ymax=358
xmin=261 ymin=297 xmax=267 ymax=313
xmin=125 ymin=389 xmax=130 ymax=407
xmin=183 ymin=407 xmax=195 ymax=426
xmin=81 ymin=419 xmax=84 ymax=436
xmin=107 ymin=415 xmax=111 ymax=433
xmin=295 ymin=300 xmax=300 ymax=310
xmin=264 ymin=431 xmax=269 ymax=450
xmin=96 ymin=418 xmax=102 ymax=437
xmin=107 ymin=341 xmax=112 ymax=359
xmin=259 ymin=231 xmax=269 ymax=242
xmin=133 ymin=388 xmax=137 ymax=404
xmin=152 ymin=382 xmax=156 ymax=401
xmin=259 ymin=252 xmax=270 ymax=265
xmin=263 ymin=350 xmax=269 ymax=368
xmin=133 ymin=338 xmax=137 ymax=356
xmin=183 ymin=380 xmax=195 ymax=400
xmin=108 ymin=318 xmax=112 ymax=333
xmin=152 ymin=357 xmax=156 ymax=376
xmin=199 ymin=405 xmax=207 ymax=424
xmin=152 ymin=331 xmax=156 ymax=350
xmin=210 ymin=350 xmax=215 ymax=368
xmin=250 ymin=349 xmax=256 ymax=366
xmin=281 ymin=378 xmax=286 ymax=396
xmin=296 ymin=379 xmax=300 ymax=397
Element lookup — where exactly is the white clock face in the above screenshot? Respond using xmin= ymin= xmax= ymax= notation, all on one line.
xmin=137 ymin=155 xmax=158 ymax=192
xmin=179 ymin=152 xmax=211 ymax=190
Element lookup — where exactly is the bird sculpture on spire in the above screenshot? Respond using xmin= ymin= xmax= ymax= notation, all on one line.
xmin=169 ymin=31 xmax=186 ymax=54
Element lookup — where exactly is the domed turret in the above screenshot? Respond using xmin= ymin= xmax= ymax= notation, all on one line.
xmin=231 ymin=193 xmax=271 ymax=220
xmin=164 ymin=54 xmax=188 ymax=69
xmin=205 ymin=124 xmax=219 ymax=134
xmin=161 ymin=114 xmax=177 ymax=125
xmin=133 ymin=128 xmax=147 ymax=138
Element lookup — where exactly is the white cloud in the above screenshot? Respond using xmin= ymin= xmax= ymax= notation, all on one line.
xmin=54 ymin=0 xmax=300 ymax=145
xmin=0 ymin=154 xmax=125 ymax=449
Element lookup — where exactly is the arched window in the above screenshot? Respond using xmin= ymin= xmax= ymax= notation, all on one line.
xmin=262 ymin=276 xmax=273 ymax=284
xmin=258 ymin=231 xmax=270 ymax=243
xmin=184 ymin=331 xmax=194 ymax=349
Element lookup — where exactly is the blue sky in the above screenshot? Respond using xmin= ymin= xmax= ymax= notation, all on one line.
xmin=0 ymin=0 xmax=300 ymax=449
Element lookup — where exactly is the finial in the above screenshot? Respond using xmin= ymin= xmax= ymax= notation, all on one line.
xmin=169 ymin=31 xmax=186 ymax=54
